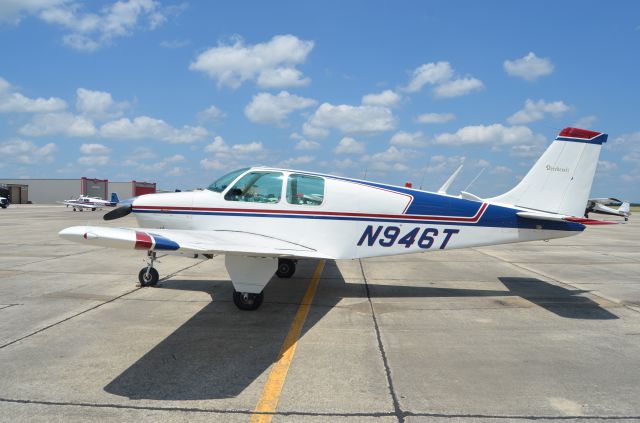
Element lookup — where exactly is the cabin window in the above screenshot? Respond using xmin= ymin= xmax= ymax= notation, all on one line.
xmin=224 ymin=171 xmax=283 ymax=203
xmin=286 ymin=174 xmax=325 ymax=206
xmin=207 ymin=168 xmax=249 ymax=193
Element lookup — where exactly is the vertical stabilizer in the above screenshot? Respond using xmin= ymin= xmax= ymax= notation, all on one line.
xmin=488 ymin=128 xmax=607 ymax=217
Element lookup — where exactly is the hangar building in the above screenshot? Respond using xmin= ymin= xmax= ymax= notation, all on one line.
xmin=0 ymin=177 xmax=156 ymax=204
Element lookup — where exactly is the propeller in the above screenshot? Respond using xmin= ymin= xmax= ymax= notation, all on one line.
xmin=103 ymin=204 xmax=132 ymax=221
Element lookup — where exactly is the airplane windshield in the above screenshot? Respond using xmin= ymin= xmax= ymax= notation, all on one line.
xmin=207 ymin=168 xmax=249 ymax=193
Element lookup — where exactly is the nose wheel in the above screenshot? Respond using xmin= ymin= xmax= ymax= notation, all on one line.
xmin=138 ymin=251 xmax=159 ymax=287
xmin=233 ymin=290 xmax=264 ymax=310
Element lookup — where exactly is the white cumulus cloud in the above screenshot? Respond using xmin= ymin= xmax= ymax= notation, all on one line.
xmin=0 ymin=76 xmax=67 ymax=113
xmin=78 ymin=155 xmax=109 ymax=166
xmin=198 ymin=105 xmax=226 ymax=123
xmin=404 ymin=62 xmax=453 ymax=93
xmin=389 ymin=131 xmax=427 ymax=148
xmin=200 ymin=158 xmax=227 ymax=170
xmin=504 ymin=52 xmax=554 ymax=81
xmin=189 ymin=34 xmax=314 ymax=89
xmin=244 ymin=91 xmax=317 ymax=125
xmin=416 ymin=112 xmax=455 ymax=124
xmin=76 ymin=87 xmax=126 ymax=119
xmin=507 ymin=99 xmax=570 ymax=124
xmin=361 ymin=90 xmax=401 ymax=108
xmin=80 ymin=143 xmax=110 ymax=154
xmin=433 ymin=124 xmax=545 ymax=148
xmin=19 ymin=112 xmax=97 ymax=137
xmin=0 ymin=139 xmax=57 ymax=164
xmin=37 ymin=0 xmax=172 ymax=52
xmin=232 ymin=141 xmax=264 ymax=154
xmin=204 ymin=136 xmax=230 ymax=153
xmin=295 ymin=139 xmax=321 ymax=150
xmin=334 ymin=137 xmax=365 ymax=154
xmin=404 ymin=61 xmax=483 ymax=98
xmin=433 ymin=77 xmax=483 ymax=98
xmin=100 ymin=116 xmax=209 ymax=143
xmin=304 ymin=103 xmax=396 ymax=138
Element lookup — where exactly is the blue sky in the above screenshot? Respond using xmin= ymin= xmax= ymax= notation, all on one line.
xmin=0 ymin=0 xmax=639 ymax=200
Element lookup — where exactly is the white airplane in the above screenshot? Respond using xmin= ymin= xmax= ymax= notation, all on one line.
xmin=585 ymin=198 xmax=631 ymax=221
xmin=59 ymin=193 xmax=120 ymax=211
xmin=59 ymin=127 xmax=615 ymax=310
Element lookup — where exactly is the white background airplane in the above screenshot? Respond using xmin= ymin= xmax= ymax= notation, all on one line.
xmin=60 ymin=127 xmax=615 ymax=310
xmin=585 ymin=198 xmax=631 ymax=221
xmin=59 ymin=193 xmax=120 ymax=211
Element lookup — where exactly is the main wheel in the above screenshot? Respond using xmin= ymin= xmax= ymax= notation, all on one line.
xmin=138 ymin=267 xmax=159 ymax=287
xmin=233 ymin=290 xmax=264 ymax=311
xmin=276 ymin=259 xmax=296 ymax=278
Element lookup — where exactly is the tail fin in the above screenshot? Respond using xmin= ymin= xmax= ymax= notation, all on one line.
xmin=111 ymin=192 xmax=120 ymax=204
xmin=488 ymin=127 xmax=607 ymax=217
xmin=618 ymin=202 xmax=630 ymax=214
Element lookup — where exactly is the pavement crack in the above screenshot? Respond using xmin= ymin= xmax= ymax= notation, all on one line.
xmin=0 ymin=260 xmax=205 ymax=351
xmin=359 ymin=258 xmax=404 ymax=423
xmin=1 ymin=397 xmax=639 ymax=420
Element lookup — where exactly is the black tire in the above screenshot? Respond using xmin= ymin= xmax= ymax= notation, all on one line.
xmin=138 ymin=267 xmax=159 ymax=287
xmin=276 ymin=259 xmax=296 ymax=278
xmin=1 ymin=205 xmax=6 ymax=209
xmin=233 ymin=290 xmax=264 ymax=311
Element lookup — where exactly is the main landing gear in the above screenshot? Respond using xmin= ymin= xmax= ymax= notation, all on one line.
xmin=135 ymin=255 xmax=297 ymax=311
xmin=276 ymin=258 xmax=296 ymax=278
xmin=138 ymin=251 xmax=159 ymax=287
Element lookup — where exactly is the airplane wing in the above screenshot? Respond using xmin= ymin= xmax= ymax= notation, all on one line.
xmin=59 ymin=226 xmax=332 ymax=259
xmin=71 ymin=203 xmax=103 ymax=209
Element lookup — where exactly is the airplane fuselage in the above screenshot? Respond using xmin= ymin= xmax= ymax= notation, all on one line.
xmin=131 ymin=170 xmax=585 ymax=260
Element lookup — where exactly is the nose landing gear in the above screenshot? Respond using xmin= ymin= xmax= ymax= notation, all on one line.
xmin=232 ymin=290 xmax=264 ymax=310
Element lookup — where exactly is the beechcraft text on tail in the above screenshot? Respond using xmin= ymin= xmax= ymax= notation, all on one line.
xmin=59 ymin=127 xmax=617 ymax=310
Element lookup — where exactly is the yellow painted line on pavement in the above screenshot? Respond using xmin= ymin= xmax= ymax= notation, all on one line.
xmin=249 ymin=259 xmax=326 ymax=423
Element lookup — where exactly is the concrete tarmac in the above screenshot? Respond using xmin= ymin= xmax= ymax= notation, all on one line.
xmin=1 ymin=205 xmax=639 ymax=422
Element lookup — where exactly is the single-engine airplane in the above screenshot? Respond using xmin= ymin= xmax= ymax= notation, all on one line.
xmin=585 ymin=198 xmax=631 ymax=221
xmin=59 ymin=127 xmax=615 ymax=310
xmin=59 ymin=193 xmax=120 ymax=211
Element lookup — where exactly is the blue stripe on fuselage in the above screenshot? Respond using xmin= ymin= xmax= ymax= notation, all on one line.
xmin=134 ymin=204 xmax=584 ymax=232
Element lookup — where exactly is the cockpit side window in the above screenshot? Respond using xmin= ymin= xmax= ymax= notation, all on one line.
xmin=207 ymin=168 xmax=249 ymax=193
xmin=224 ymin=172 xmax=283 ymax=203
xmin=286 ymin=174 xmax=325 ymax=206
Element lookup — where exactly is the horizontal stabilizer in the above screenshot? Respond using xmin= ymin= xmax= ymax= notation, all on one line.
xmin=516 ymin=211 xmax=566 ymax=222
xmin=517 ymin=211 xmax=621 ymax=225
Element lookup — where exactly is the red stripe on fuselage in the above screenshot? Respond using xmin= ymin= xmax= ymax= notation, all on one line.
xmin=133 ymin=202 xmax=488 ymax=223
xmin=135 ymin=231 xmax=153 ymax=249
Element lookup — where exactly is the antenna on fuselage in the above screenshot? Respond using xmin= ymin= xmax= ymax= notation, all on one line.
xmin=464 ymin=167 xmax=485 ymax=192
xmin=363 ymin=168 xmax=368 ymax=179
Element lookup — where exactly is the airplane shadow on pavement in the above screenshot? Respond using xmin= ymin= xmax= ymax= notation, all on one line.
xmin=104 ymin=261 xmax=616 ymax=401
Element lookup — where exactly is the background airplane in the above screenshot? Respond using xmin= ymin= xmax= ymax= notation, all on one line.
xmin=60 ymin=127 xmax=615 ymax=310
xmin=585 ymin=198 xmax=631 ymax=221
xmin=59 ymin=193 xmax=120 ymax=211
